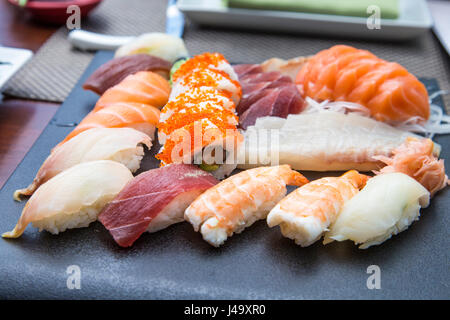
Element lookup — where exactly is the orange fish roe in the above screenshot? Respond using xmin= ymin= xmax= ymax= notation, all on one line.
xmin=158 ymin=53 xmax=242 ymax=166
xmin=156 ymin=120 xmax=242 ymax=165
xmin=162 ymin=87 xmax=235 ymax=115
xmin=172 ymin=52 xmax=227 ymax=83
xmin=179 ymin=68 xmax=242 ymax=100
xmin=158 ymin=104 xmax=238 ymax=136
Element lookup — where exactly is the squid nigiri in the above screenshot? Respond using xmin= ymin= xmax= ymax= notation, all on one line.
xmin=61 ymin=102 xmax=160 ymax=144
xmin=296 ymin=45 xmax=430 ymax=124
xmin=373 ymin=137 xmax=448 ymax=197
xmin=184 ymin=165 xmax=309 ymax=247
xmin=3 ymin=161 xmax=133 ymax=238
xmin=267 ymin=170 xmax=368 ymax=247
xmin=323 ymin=173 xmax=430 ymax=249
xmin=93 ymin=71 xmax=170 ymax=111
xmin=98 ymin=164 xmax=218 ymax=247
xmin=13 ymin=128 xmax=151 ymax=201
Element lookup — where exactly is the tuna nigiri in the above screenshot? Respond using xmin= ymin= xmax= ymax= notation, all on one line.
xmin=296 ymin=45 xmax=430 ymax=124
xmin=98 ymin=164 xmax=218 ymax=247
xmin=267 ymin=170 xmax=368 ymax=247
xmin=94 ymin=71 xmax=170 ymax=111
xmin=14 ymin=128 xmax=151 ymax=200
xmin=373 ymin=137 xmax=448 ymax=197
xmin=83 ymin=54 xmax=172 ymax=95
xmin=61 ymin=102 xmax=160 ymax=144
xmin=323 ymin=173 xmax=430 ymax=249
xmin=3 ymin=161 xmax=133 ymax=238
xmin=184 ymin=165 xmax=309 ymax=247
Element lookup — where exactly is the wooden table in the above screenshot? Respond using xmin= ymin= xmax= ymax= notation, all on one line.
xmin=0 ymin=1 xmax=60 ymax=189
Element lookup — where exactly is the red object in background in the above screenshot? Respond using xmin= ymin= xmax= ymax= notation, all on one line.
xmin=7 ymin=0 xmax=103 ymax=24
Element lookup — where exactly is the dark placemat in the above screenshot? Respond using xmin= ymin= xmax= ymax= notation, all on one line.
xmin=2 ymin=0 xmax=449 ymax=111
xmin=0 ymin=51 xmax=448 ymax=299
xmin=2 ymin=0 xmax=167 ymax=102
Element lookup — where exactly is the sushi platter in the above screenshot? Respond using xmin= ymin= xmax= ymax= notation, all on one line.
xmin=0 ymin=43 xmax=449 ymax=299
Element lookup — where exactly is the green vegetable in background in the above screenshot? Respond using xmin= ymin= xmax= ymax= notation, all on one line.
xmin=18 ymin=0 xmax=28 ymax=7
xmin=169 ymin=58 xmax=187 ymax=85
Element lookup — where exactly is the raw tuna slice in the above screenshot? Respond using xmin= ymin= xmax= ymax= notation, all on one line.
xmin=233 ymin=64 xmax=263 ymax=78
xmin=241 ymin=71 xmax=291 ymax=84
xmin=239 ymin=84 xmax=305 ymax=129
xmin=98 ymin=164 xmax=218 ymax=247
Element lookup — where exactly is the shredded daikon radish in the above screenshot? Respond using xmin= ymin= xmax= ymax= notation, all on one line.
xmin=304 ymin=97 xmax=371 ymax=116
xmin=303 ymin=92 xmax=450 ymax=137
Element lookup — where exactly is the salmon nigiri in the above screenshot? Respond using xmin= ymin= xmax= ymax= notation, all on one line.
xmin=267 ymin=170 xmax=368 ymax=247
xmin=61 ymin=102 xmax=160 ymax=144
xmin=94 ymin=71 xmax=170 ymax=111
xmin=373 ymin=137 xmax=448 ymax=197
xmin=184 ymin=165 xmax=309 ymax=247
xmin=296 ymin=45 xmax=429 ymax=124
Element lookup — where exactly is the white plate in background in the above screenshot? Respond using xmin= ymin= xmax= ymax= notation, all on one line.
xmin=0 ymin=47 xmax=33 ymax=90
xmin=428 ymin=0 xmax=450 ymax=55
xmin=178 ymin=0 xmax=433 ymax=40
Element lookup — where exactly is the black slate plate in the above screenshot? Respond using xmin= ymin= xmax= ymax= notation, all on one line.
xmin=0 ymin=51 xmax=449 ymax=299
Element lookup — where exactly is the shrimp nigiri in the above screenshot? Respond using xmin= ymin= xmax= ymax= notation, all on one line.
xmin=93 ymin=71 xmax=170 ymax=111
xmin=13 ymin=128 xmax=151 ymax=200
xmin=60 ymin=102 xmax=160 ymax=144
xmin=267 ymin=170 xmax=368 ymax=247
xmin=3 ymin=161 xmax=133 ymax=238
xmin=373 ymin=137 xmax=448 ymax=197
xmin=184 ymin=165 xmax=309 ymax=247
xmin=296 ymin=45 xmax=430 ymax=124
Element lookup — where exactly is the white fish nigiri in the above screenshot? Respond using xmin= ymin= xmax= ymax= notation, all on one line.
xmin=238 ymin=111 xmax=437 ymax=172
xmin=3 ymin=160 xmax=133 ymax=238
xmin=14 ymin=128 xmax=151 ymax=200
xmin=323 ymin=172 xmax=430 ymax=249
